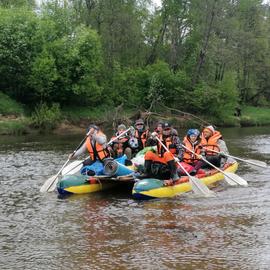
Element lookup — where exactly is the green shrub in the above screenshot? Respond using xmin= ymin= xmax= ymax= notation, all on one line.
xmin=30 ymin=103 xmax=61 ymax=130
xmin=0 ymin=92 xmax=24 ymax=115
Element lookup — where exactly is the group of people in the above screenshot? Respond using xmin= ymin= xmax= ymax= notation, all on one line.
xmin=69 ymin=119 xmax=229 ymax=186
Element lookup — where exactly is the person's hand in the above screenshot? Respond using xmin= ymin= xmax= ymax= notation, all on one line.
xmin=87 ymin=127 xmax=97 ymax=137
xmin=129 ymin=126 xmax=135 ymax=136
xmin=68 ymin=153 xmax=75 ymax=160
xmin=164 ymin=179 xmax=174 ymax=186
xmin=151 ymin=132 xmax=158 ymax=138
xmin=219 ymin=152 xmax=227 ymax=158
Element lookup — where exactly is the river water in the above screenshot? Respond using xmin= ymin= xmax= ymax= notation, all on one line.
xmin=0 ymin=127 xmax=270 ymax=270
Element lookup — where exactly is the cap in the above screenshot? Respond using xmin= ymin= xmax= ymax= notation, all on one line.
xmin=88 ymin=124 xmax=99 ymax=131
xmin=135 ymin=119 xmax=144 ymax=126
xmin=163 ymin=122 xmax=171 ymax=129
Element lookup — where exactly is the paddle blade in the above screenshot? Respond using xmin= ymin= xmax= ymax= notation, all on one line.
xmin=224 ymin=172 xmax=248 ymax=187
xmin=223 ymin=175 xmax=238 ymax=186
xmin=39 ymin=174 xmax=58 ymax=193
xmin=62 ymin=160 xmax=83 ymax=175
xmin=245 ymin=159 xmax=268 ymax=169
xmin=189 ymin=176 xmax=216 ymax=197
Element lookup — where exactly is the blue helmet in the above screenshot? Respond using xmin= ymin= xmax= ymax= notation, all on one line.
xmin=187 ymin=129 xmax=200 ymax=137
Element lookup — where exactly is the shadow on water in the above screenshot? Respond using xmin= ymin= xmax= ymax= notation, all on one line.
xmin=0 ymin=126 xmax=270 ymax=269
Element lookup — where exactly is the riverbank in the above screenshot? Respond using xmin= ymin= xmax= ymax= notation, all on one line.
xmin=0 ymin=105 xmax=270 ymax=135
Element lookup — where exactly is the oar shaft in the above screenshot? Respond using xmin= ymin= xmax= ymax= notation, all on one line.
xmin=155 ymin=136 xmax=214 ymax=196
xmin=181 ymin=144 xmax=237 ymax=182
xmin=46 ymin=158 xmax=70 ymax=191
xmin=155 ymin=137 xmax=190 ymax=177
xmin=65 ymin=127 xmax=133 ymax=175
xmin=204 ymin=148 xmax=267 ymax=168
xmin=107 ymin=127 xmax=131 ymax=145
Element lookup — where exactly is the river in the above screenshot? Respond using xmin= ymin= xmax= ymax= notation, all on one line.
xmin=0 ymin=127 xmax=270 ymax=270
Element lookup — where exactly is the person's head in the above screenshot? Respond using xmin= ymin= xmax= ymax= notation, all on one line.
xmin=162 ymin=122 xmax=172 ymax=136
xmin=135 ymin=119 xmax=144 ymax=132
xmin=156 ymin=121 xmax=164 ymax=133
xmin=202 ymin=125 xmax=215 ymax=139
xmin=87 ymin=124 xmax=99 ymax=135
xmin=117 ymin=124 xmax=126 ymax=134
xmin=187 ymin=129 xmax=200 ymax=143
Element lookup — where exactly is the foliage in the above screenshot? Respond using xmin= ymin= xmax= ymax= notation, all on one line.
xmin=0 ymin=92 xmax=24 ymax=115
xmin=30 ymin=103 xmax=61 ymax=130
xmin=0 ymin=0 xmax=270 ymax=128
xmin=240 ymin=106 xmax=270 ymax=126
xmin=0 ymin=119 xmax=29 ymax=135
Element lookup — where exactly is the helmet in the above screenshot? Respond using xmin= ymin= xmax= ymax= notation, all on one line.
xmin=187 ymin=129 xmax=200 ymax=137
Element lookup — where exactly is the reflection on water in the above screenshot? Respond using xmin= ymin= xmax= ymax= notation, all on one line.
xmin=0 ymin=127 xmax=270 ymax=269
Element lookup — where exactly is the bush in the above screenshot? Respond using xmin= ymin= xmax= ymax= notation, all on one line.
xmin=0 ymin=92 xmax=24 ymax=115
xmin=30 ymin=103 xmax=61 ymax=130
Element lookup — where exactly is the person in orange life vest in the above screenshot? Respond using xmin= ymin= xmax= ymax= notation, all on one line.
xmin=109 ymin=124 xmax=132 ymax=159
xmin=147 ymin=121 xmax=164 ymax=147
xmin=178 ymin=129 xmax=204 ymax=176
xmin=200 ymin=125 xmax=229 ymax=168
xmin=144 ymin=122 xmax=182 ymax=186
xmin=129 ymin=119 xmax=150 ymax=155
xmin=69 ymin=124 xmax=111 ymax=167
xmin=155 ymin=121 xmax=164 ymax=134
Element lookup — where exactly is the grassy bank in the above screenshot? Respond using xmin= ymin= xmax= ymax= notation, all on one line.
xmin=0 ymin=100 xmax=270 ymax=135
xmin=240 ymin=106 xmax=270 ymax=126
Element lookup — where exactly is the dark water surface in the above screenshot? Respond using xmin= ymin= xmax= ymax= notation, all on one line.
xmin=0 ymin=127 xmax=270 ymax=270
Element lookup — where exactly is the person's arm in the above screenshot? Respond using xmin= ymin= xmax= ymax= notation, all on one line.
xmin=92 ymin=132 xmax=107 ymax=147
xmin=70 ymin=141 xmax=87 ymax=159
xmin=218 ymin=139 xmax=229 ymax=155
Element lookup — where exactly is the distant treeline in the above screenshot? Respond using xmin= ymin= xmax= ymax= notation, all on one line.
xmin=0 ymin=0 xmax=269 ymax=122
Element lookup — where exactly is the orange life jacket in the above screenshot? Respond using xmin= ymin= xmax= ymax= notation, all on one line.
xmin=157 ymin=134 xmax=177 ymax=157
xmin=182 ymin=136 xmax=202 ymax=164
xmin=135 ymin=129 xmax=149 ymax=149
xmin=201 ymin=131 xmax=222 ymax=156
xmin=85 ymin=131 xmax=110 ymax=161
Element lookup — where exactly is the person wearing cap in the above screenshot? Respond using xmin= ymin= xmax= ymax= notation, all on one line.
xmin=200 ymin=125 xmax=229 ymax=168
xmin=130 ymin=119 xmax=150 ymax=154
xmin=69 ymin=124 xmax=111 ymax=166
xmin=144 ymin=122 xmax=182 ymax=186
xmin=109 ymin=124 xmax=132 ymax=159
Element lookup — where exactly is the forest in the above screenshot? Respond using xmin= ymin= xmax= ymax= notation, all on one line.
xmin=0 ymin=0 xmax=269 ymax=128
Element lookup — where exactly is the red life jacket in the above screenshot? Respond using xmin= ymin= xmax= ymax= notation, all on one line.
xmin=157 ymin=134 xmax=177 ymax=157
xmin=85 ymin=131 xmax=110 ymax=161
xmin=201 ymin=131 xmax=222 ymax=156
xmin=182 ymin=136 xmax=202 ymax=164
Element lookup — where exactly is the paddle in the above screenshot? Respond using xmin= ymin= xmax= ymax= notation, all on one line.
xmin=181 ymin=144 xmax=248 ymax=187
xmin=50 ymin=126 xmax=134 ymax=181
xmin=155 ymin=136 xmax=215 ymax=197
xmin=40 ymin=133 xmax=89 ymax=193
xmin=203 ymin=148 xmax=267 ymax=169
